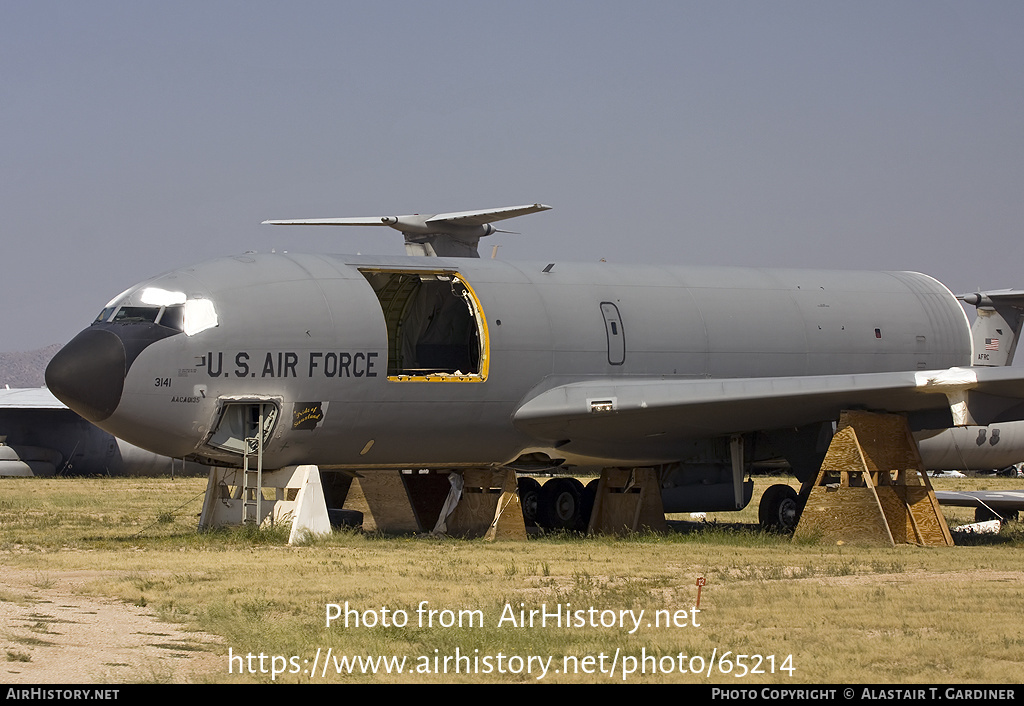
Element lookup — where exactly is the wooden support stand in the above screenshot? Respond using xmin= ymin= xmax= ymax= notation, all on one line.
xmin=343 ymin=469 xmax=526 ymax=540
xmin=342 ymin=471 xmax=425 ymax=533
xmin=587 ymin=467 xmax=667 ymax=535
xmin=445 ymin=469 xmax=527 ymax=540
xmin=793 ymin=411 xmax=954 ymax=546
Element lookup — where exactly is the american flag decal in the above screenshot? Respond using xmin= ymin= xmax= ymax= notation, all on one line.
xmin=985 ymin=338 xmax=1000 ymax=351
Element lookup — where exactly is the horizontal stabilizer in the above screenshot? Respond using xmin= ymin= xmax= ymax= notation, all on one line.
xmin=263 ymin=217 xmax=398 ymax=227
xmin=959 ymin=289 xmax=1024 ymax=308
xmin=263 ymin=204 xmax=551 ymax=258
xmin=425 ymin=204 xmax=552 ymax=227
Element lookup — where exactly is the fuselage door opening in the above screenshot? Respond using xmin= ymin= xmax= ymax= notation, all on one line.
xmin=207 ymin=401 xmax=279 ymax=456
xmin=359 ymin=269 xmax=489 ymax=382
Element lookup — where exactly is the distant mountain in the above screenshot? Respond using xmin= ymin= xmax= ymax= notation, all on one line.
xmin=0 ymin=344 xmax=62 ymax=388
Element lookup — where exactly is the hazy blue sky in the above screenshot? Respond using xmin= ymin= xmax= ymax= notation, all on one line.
xmin=4 ymin=1 xmax=1023 ymax=351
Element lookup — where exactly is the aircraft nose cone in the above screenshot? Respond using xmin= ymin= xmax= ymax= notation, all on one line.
xmin=46 ymin=328 xmax=126 ymax=423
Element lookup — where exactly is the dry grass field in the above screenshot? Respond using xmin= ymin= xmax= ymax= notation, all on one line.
xmin=2 ymin=474 xmax=1023 ymax=684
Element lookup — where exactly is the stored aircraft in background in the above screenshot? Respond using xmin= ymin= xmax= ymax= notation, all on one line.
xmin=933 ymin=488 xmax=1024 ymax=522
xmin=0 ymin=387 xmax=205 ymax=477
xmin=918 ymin=289 xmax=1024 ymax=524
xmin=916 ymin=423 xmax=1024 ymax=476
xmin=43 ymin=204 xmax=1024 ymax=529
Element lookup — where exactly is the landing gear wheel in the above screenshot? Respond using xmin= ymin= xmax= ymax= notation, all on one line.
xmin=975 ymin=506 xmax=1017 ymax=523
xmin=975 ymin=506 xmax=999 ymax=523
xmin=540 ymin=477 xmax=586 ymax=531
xmin=759 ymin=484 xmax=800 ymax=532
xmin=517 ymin=477 xmax=541 ymax=527
xmin=327 ymin=508 xmax=364 ymax=529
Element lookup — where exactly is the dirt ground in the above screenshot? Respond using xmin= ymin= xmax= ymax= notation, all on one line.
xmin=1 ymin=568 xmax=222 ymax=684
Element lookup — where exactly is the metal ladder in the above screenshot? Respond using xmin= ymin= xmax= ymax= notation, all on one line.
xmin=241 ymin=404 xmax=269 ymax=526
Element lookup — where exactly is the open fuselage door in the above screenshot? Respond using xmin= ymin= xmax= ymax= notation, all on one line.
xmin=207 ymin=400 xmax=279 ymax=456
xmin=360 ymin=268 xmax=489 ymax=382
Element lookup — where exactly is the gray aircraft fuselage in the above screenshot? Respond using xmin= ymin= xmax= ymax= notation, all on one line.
xmin=46 ymin=252 xmax=972 ymax=480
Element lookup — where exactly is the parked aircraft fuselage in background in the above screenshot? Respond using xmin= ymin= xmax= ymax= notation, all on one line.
xmin=916 ymin=422 xmax=1024 ymax=472
xmin=0 ymin=388 xmax=206 ymax=477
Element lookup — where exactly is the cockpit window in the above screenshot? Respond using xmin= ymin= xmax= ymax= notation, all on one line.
xmin=92 ymin=304 xmax=186 ymax=332
xmin=157 ymin=306 xmax=185 ymax=332
xmin=90 ymin=296 xmax=217 ymax=336
xmin=93 ymin=307 xmax=116 ymax=324
xmin=111 ymin=306 xmax=161 ymax=324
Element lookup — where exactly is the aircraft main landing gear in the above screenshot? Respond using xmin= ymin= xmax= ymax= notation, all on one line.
xmin=539 ymin=477 xmax=587 ymax=531
xmin=759 ymin=484 xmax=800 ymax=532
xmin=517 ymin=477 xmax=541 ymax=527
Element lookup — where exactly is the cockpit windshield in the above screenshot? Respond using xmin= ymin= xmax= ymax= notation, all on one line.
xmin=111 ymin=306 xmax=162 ymax=324
xmin=92 ymin=296 xmax=218 ymax=336
xmin=158 ymin=305 xmax=185 ymax=331
xmin=93 ymin=307 xmax=116 ymax=324
xmin=94 ymin=305 xmax=183 ymax=330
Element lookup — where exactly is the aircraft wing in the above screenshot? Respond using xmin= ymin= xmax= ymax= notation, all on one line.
xmin=935 ymin=490 xmax=1024 ymax=513
xmin=262 ymin=203 xmax=551 ymax=257
xmin=0 ymin=388 xmax=66 ymax=409
xmin=513 ymin=367 xmax=1024 ymax=454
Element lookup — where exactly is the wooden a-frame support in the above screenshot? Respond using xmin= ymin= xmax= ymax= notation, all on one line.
xmin=587 ymin=467 xmax=668 ymax=535
xmin=446 ymin=469 xmax=527 ymax=540
xmin=793 ymin=410 xmax=954 ymax=546
xmin=349 ymin=467 xmax=669 ymax=538
xmin=342 ymin=468 xmax=526 ymax=540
